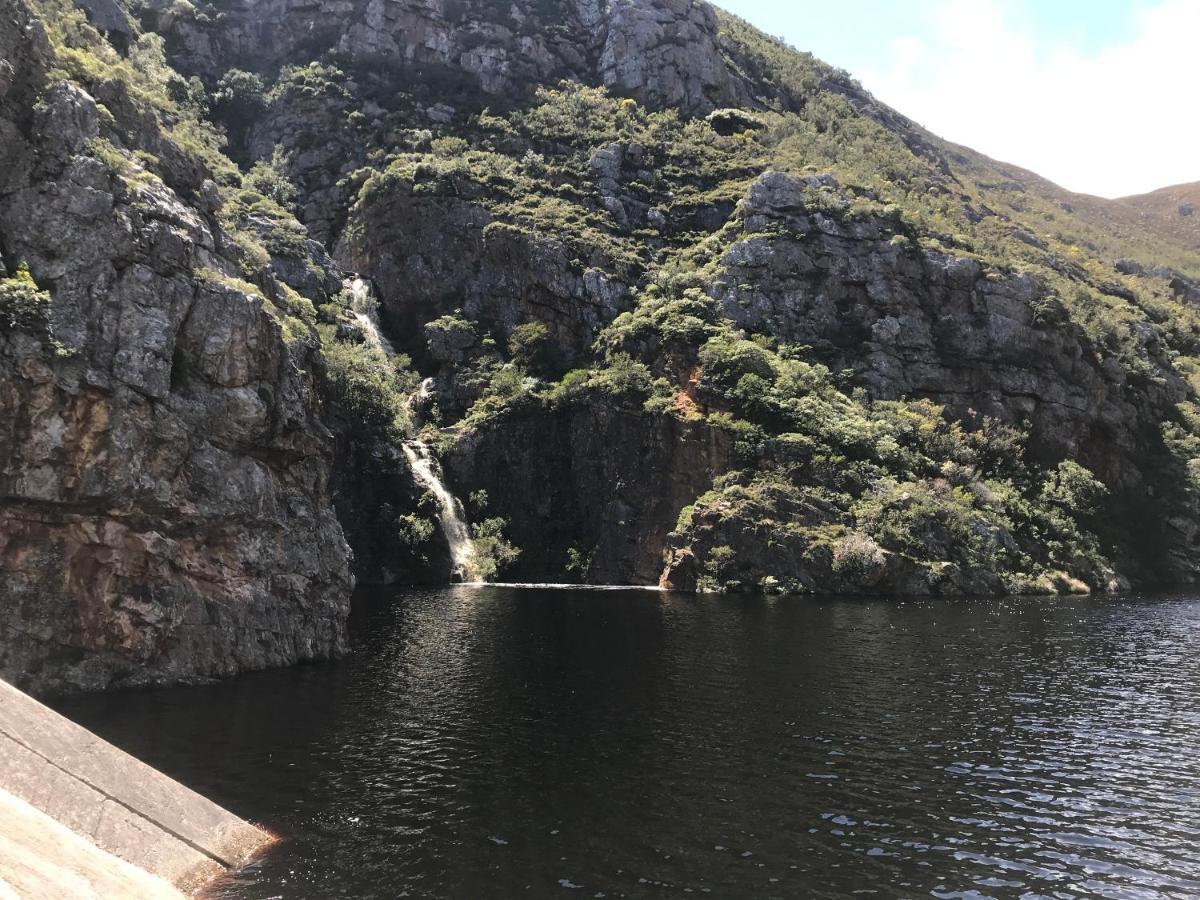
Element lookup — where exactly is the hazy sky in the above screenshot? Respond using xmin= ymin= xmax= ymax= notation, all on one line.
xmin=713 ymin=0 xmax=1197 ymax=198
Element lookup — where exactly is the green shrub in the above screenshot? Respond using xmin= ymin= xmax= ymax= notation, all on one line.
xmin=545 ymin=368 xmax=592 ymax=405
xmin=508 ymin=320 xmax=560 ymax=376
xmin=212 ymin=69 xmax=267 ymax=132
xmin=857 ymin=480 xmax=991 ymax=565
xmin=566 ymin=546 xmax=595 ymax=580
xmin=1040 ymin=460 xmax=1107 ymax=517
xmin=242 ymin=152 xmax=298 ymax=211
xmin=705 ymin=108 xmax=766 ymax=136
xmin=431 ymin=136 xmax=469 ymax=158
xmin=488 ymin=364 xmax=528 ymax=401
xmin=471 ymin=517 xmax=521 ymax=580
xmin=699 ymin=545 xmax=737 ymax=591
xmin=269 ymin=63 xmax=351 ymax=103
xmin=699 ymin=333 xmax=775 ymax=390
xmin=397 ymin=514 xmax=436 ymax=548
xmin=831 ymin=532 xmax=886 ymax=580
xmin=590 ymin=352 xmax=653 ymax=398
xmin=320 ymin=333 xmax=416 ymax=435
xmin=0 ymin=265 xmax=53 ymax=337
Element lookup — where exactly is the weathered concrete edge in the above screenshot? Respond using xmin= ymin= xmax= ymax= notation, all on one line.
xmin=0 ymin=678 xmax=274 ymax=893
xmin=0 ymin=786 xmax=186 ymax=899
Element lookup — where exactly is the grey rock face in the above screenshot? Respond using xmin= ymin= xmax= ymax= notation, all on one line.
xmin=139 ymin=0 xmax=747 ymax=115
xmin=714 ymin=173 xmax=1185 ymax=493
xmin=75 ymin=0 xmax=134 ymax=40
xmin=446 ymin=402 xmax=732 ymax=584
xmin=688 ymin=172 xmax=1195 ymax=585
xmin=32 ymin=83 xmax=99 ymax=165
xmin=0 ymin=0 xmax=353 ymax=694
xmin=345 ymin=179 xmax=632 ymax=363
xmin=598 ymin=0 xmax=743 ymax=113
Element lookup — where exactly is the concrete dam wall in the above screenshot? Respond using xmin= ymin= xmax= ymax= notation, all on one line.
xmin=0 ymin=678 xmax=271 ymax=897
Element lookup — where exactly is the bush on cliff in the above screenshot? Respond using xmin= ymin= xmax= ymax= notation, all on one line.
xmin=508 ymin=320 xmax=562 ymax=378
xmin=470 ymin=517 xmax=521 ymax=581
xmin=320 ymin=332 xmax=418 ymax=435
xmin=243 ymin=152 xmax=299 ymax=211
xmin=0 ymin=265 xmax=67 ymax=356
xmin=212 ymin=69 xmax=267 ymax=133
xmin=0 ymin=265 xmax=53 ymax=337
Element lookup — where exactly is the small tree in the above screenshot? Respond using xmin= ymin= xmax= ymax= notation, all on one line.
xmin=1041 ymin=461 xmax=1107 ymax=518
xmin=705 ymin=545 xmax=736 ymax=586
xmin=243 ymin=150 xmax=298 ymax=210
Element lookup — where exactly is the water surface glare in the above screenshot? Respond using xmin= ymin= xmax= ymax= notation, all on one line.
xmin=55 ymin=588 xmax=1200 ymax=899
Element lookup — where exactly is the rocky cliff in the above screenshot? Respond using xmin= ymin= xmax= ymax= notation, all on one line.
xmin=139 ymin=0 xmax=749 ymax=116
xmin=3 ymin=0 xmax=1200 ymax=691
xmin=0 ymin=0 xmax=353 ymax=693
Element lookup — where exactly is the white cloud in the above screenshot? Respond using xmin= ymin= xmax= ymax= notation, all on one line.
xmin=857 ymin=0 xmax=1199 ymax=198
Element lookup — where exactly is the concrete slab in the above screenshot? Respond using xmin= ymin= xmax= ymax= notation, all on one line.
xmin=0 ymin=787 xmax=185 ymax=900
xmin=0 ymin=678 xmax=273 ymax=894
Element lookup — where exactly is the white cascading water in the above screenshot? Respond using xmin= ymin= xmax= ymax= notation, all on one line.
xmin=345 ymin=277 xmax=477 ymax=581
xmin=401 ymin=441 xmax=477 ymax=582
xmin=347 ymin=277 xmax=396 ymax=358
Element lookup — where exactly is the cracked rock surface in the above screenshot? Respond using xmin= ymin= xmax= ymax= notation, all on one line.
xmin=0 ymin=0 xmax=352 ymax=694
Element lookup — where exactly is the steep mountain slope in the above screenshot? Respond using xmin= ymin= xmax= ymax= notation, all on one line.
xmin=2 ymin=0 xmax=1200 ymax=691
xmin=154 ymin=0 xmax=1197 ymax=594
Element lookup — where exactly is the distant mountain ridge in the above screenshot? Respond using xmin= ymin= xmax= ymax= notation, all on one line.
xmin=1118 ymin=181 xmax=1200 ymax=252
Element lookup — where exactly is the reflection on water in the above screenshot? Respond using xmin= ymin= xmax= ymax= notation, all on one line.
xmin=55 ymin=588 xmax=1200 ymax=899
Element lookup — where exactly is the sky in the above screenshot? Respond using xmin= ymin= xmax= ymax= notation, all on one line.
xmin=713 ymin=0 xmax=1197 ymax=198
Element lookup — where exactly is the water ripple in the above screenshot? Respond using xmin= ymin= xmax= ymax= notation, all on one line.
xmin=54 ymin=589 xmax=1200 ymax=900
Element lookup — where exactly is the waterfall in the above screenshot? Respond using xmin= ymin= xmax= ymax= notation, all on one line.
xmin=346 ymin=276 xmax=396 ymax=358
xmin=402 ymin=442 xmax=477 ymax=582
xmin=344 ymin=275 xmax=477 ymax=581
xmin=402 ymin=379 xmax=478 ymax=582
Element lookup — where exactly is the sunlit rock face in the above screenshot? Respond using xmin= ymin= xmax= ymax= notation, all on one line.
xmin=714 ymin=172 xmax=1186 ymax=489
xmin=139 ymin=0 xmax=749 ymax=115
xmin=0 ymin=0 xmax=352 ymax=694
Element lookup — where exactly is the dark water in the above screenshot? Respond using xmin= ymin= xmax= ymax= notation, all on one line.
xmin=55 ymin=588 xmax=1200 ymax=899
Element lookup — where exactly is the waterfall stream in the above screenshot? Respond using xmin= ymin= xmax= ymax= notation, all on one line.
xmin=401 ymin=441 xmax=477 ymax=582
xmin=345 ymin=277 xmax=477 ymax=581
xmin=348 ymin=277 xmax=396 ymax=358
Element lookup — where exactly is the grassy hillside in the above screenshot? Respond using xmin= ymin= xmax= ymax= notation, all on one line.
xmin=1118 ymin=181 xmax=1200 ymax=253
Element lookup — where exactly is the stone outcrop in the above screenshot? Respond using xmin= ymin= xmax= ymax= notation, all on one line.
xmin=0 ymin=0 xmax=353 ymax=694
xmin=345 ymin=180 xmax=632 ymax=364
xmin=446 ymin=402 xmax=732 ymax=584
xmin=707 ymin=173 xmax=1193 ymax=582
xmin=659 ymin=480 xmax=1104 ymax=599
xmin=716 ymin=174 xmax=1184 ymax=477
xmin=597 ymin=0 xmax=744 ymax=113
xmin=138 ymin=0 xmax=748 ymax=116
